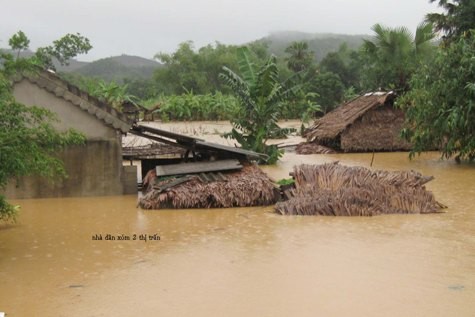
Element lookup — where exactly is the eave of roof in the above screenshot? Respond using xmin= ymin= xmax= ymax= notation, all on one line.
xmin=12 ymin=70 xmax=132 ymax=133
xmin=129 ymin=124 xmax=267 ymax=161
xmin=306 ymin=91 xmax=396 ymax=142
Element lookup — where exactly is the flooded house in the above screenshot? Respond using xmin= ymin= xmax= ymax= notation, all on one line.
xmin=5 ymin=70 xmax=137 ymax=199
xmin=302 ymin=91 xmax=412 ymax=153
xmin=124 ymin=124 xmax=278 ymax=209
xmin=275 ymin=162 xmax=445 ymax=216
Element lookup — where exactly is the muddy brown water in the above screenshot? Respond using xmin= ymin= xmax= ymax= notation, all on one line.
xmin=1 ymin=151 xmax=475 ymax=316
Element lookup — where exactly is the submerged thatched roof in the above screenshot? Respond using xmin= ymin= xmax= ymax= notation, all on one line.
xmin=139 ymin=164 xmax=278 ymax=209
xmin=275 ymin=162 xmax=445 ymax=216
xmin=305 ymin=91 xmax=396 ymax=143
xmin=295 ymin=142 xmax=336 ymax=154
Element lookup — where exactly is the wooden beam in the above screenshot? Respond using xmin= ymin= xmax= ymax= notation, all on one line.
xmin=156 ymin=159 xmax=242 ymax=177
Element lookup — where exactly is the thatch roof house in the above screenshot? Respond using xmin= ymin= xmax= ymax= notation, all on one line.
xmin=275 ymin=163 xmax=445 ymax=216
xmin=5 ymin=70 xmax=137 ymax=198
xmin=305 ymin=91 xmax=411 ymax=152
xmin=139 ymin=164 xmax=279 ymax=209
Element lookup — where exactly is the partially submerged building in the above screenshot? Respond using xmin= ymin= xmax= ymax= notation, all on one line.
xmin=5 ymin=70 xmax=137 ymax=199
xmin=275 ymin=162 xmax=445 ymax=216
xmin=304 ymin=91 xmax=411 ymax=152
xmin=139 ymin=163 xmax=279 ymax=209
xmin=123 ymin=125 xmax=278 ymax=209
xmin=124 ymin=124 xmax=266 ymax=182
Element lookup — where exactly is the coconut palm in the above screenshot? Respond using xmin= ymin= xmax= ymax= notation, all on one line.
xmin=426 ymin=0 xmax=475 ymax=42
xmin=285 ymin=41 xmax=314 ymax=73
xmin=361 ymin=22 xmax=436 ymax=91
xmin=219 ymin=47 xmax=298 ymax=164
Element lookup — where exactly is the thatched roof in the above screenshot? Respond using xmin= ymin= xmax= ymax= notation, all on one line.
xmin=295 ymin=142 xmax=336 ymax=154
xmin=12 ymin=70 xmax=132 ymax=133
xmin=275 ymin=162 xmax=445 ymax=216
xmin=306 ymin=91 xmax=396 ymax=143
xmin=139 ymin=164 xmax=278 ymax=209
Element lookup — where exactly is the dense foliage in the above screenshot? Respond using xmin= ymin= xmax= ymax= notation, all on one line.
xmin=285 ymin=41 xmax=314 ymax=73
xmin=401 ymin=31 xmax=475 ymax=161
xmin=361 ymin=23 xmax=436 ymax=91
xmin=153 ymin=92 xmax=239 ymax=121
xmin=153 ymin=41 xmax=269 ymax=95
xmin=427 ymin=0 xmax=475 ymax=42
xmin=0 ymin=31 xmax=88 ymax=221
xmin=219 ymin=47 xmax=298 ymax=164
xmin=0 ymin=73 xmax=85 ymax=221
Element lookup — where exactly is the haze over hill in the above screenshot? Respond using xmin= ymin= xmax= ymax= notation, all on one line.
xmin=72 ymin=55 xmax=162 ymax=82
xmin=65 ymin=32 xmax=367 ymax=81
xmin=256 ymin=31 xmax=367 ymax=61
xmin=2 ymin=32 xmax=367 ymax=82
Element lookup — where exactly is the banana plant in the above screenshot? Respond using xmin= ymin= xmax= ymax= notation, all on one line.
xmin=219 ymin=47 xmax=300 ymax=164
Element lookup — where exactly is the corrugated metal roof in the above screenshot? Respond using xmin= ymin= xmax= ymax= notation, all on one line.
xmin=130 ymin=124 xmax=266 ymax=161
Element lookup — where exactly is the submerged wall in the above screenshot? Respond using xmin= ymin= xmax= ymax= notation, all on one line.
xmin=340 ymin=106 xmax=412 ymax=152
xmin=5 ymin=140 xmax=137 ymax=199
xmin=4 ymin=77 xmax=136 ymax=199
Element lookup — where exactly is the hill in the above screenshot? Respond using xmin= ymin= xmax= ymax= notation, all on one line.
xmin=254 ymin=31 xmax=368 ymax=61
xmin=0 ymin=48 xmax=89 ymax=72
xmin=71 ymin=55 xmax=161 ymax=82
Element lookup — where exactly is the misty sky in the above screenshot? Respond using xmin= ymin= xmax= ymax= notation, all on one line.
xmin=1 ymin=0 xmax=441 ymax=61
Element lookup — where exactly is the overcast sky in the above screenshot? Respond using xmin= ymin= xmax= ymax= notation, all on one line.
xmin=1 ymin=0 xmax=441 ymax=61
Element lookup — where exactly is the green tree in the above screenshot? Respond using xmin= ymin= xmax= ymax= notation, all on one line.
xmin=311 ymin=72 xmax=345 ymax=113
xmin=153 ymin=41 xmax=269 ymax=95
xmin=400 ymin=31 xmax=475 ymax=161
xmin=219 ymin=47 xmax=298 ymax=164
xmin=319 ymin=43 xmax=363 ymax=90
xmin=0 ymin=31 xmax=89 ymax=221
xmin=426 ymin=0 xmax=475 ymax=42
xmin=154 ymin=41 xmax=207 ymax=94
xmin=361 ymin=23 xmax=436 ymax=91
xmin=8 ymin=31 xmax=30 ymax=59
xmin=0 ymin=73 xmax=85 ymax=221
xmin=284 ymin=41 xmax=314 ymax=73
xmin=35 ymin=33 xmax=92 ymax=69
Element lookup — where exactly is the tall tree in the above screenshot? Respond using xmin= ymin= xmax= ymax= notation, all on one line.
xmin=284 ymin=41 xmax=314 ymax=73
xmin=400 ymin=31 xmax=475 ymax=161
xmin=8 ymin=31 xmax=30 ymax=59
xmin=219 ymin=47 xmax=298 ymax=164
xmin=311 ymin=72 xmax=345 ymax=114
xmin=426 ymin=0 xmax=475 ymax=42
xmin=361 ymin=23 xmax=436 ymax=91
xmin=154 ymin=41 xmax=269 ymax=95
xmin=319 ymin=43 xmax=362 ymax=90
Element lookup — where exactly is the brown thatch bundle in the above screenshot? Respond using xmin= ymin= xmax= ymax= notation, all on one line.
xmin=275 ymin=162 xmax=445 ymax=216
xmin=295 ymin=142 xmax=336 ymax=154
xmin=139 ymin=164 xmax=278 ymax=209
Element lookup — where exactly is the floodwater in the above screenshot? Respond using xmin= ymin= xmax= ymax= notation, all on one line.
xmin=1 ymin=151 xmax=475 ymax=316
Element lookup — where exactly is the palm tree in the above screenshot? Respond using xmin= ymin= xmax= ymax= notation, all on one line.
xmin=219 ymin=47 xmax=298 ymax=164
xmin=426 ymin=0 xmax=475 ymax=42
xmin=361 ymin=22 xmax=436 ymax=91
xmin=285 ymin=41 xmax=314 ymax=73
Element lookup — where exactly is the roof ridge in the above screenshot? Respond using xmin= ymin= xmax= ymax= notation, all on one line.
xmin=306 ymin=92 xmax=396 ymax=142
xmin=13 ymin=70 xmax=132 ymax=133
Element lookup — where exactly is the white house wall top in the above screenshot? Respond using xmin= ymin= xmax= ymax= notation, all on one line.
xmin=12 ymin=70 xmax=132 ymax=133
